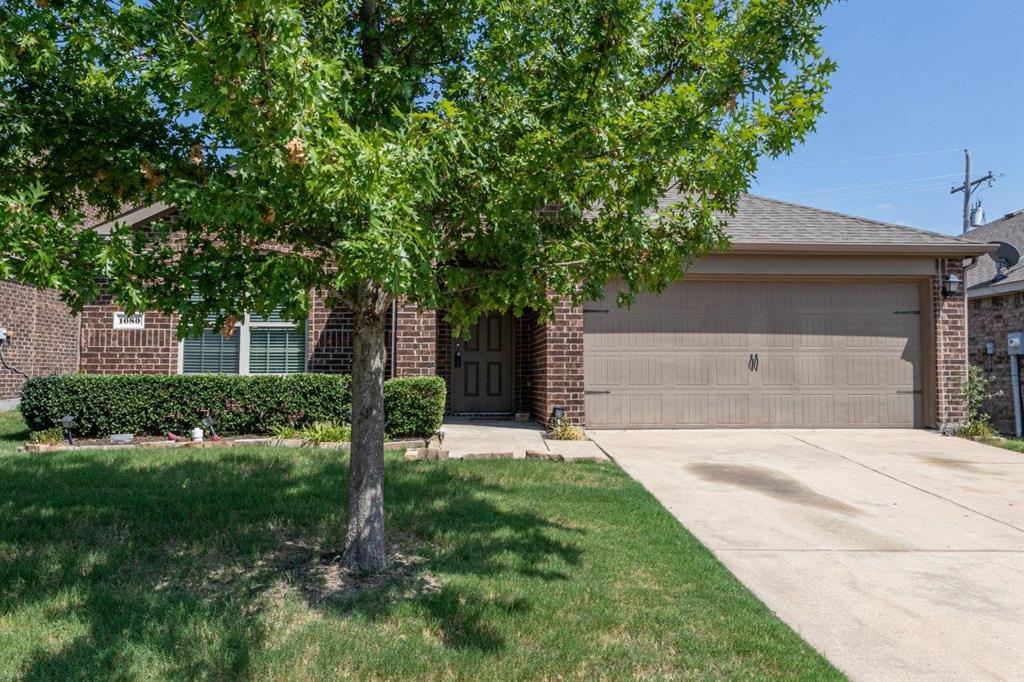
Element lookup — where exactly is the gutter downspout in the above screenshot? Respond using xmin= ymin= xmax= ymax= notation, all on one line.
xmin=1013 ymin=357 xmax=1023 ymax=438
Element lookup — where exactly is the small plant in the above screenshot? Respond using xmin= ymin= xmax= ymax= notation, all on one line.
xmin=29 ymin=427 xmax=64 ymax=445
xmin=547 ymin=416 xmax=586 ymax=441
xmin=957 ymin=365 xmax=1002 ymax=439
xmin=301 ymin=421 xmax=352 ymax=445
xmin=269 ymin=424 xmax=299 ymax=439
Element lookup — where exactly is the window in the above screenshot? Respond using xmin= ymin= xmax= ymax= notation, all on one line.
xmin=182 ymin=328 xmax=240 ymax=374
xmin=181 ymin=308 xmax=306 ymax=375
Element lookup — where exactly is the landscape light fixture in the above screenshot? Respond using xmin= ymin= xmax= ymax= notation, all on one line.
xmin=59 ymin=415 xmax=76 ymax=445
xmin=552 ymin=407 xmax=565 ymax=421
xmin=202 ymin=414 xmax=220 ymax=441
xmin=942 ymin=273 xmax=962 ymax=297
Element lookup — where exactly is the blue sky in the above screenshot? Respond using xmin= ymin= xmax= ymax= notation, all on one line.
xmin=754 ymin=0 xmax=1024 ymax=236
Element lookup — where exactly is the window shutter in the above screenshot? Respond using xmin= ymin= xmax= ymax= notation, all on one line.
xmin=248 ymin=327 xmax=306 ymax=374
xmin=250 ymin=307 xmax=286 ymax=323
xmin=182 ymin=330 xmax=240 ymax=374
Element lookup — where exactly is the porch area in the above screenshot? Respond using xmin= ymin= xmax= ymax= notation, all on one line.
xmin=393 ymin=300 xmax=585 ymax=427
xmin=436 ymin=418 xmax=608 ymax=461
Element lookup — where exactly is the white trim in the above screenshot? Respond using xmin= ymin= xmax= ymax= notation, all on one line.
xmin=92 ymin=202 xmax=174 ymax=236
xmin=238 ymin=315 xmax=251 ymax=374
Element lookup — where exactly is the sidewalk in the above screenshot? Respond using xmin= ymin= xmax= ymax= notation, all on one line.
xmin=436 ymin=418 xmax=609 ymax=462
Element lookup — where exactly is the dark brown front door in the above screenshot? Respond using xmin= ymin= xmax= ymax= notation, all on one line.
xmin=451 ymin=312 xmax=514 ymax=413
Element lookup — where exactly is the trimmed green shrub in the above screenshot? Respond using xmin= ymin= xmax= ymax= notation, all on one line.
xmin=20 ymin=373 xmax=447 ymax=440
xmin=384 ymin=376 xmax=446 ymax=439
xmin=21 ymin=374 xmax=352 ymax=437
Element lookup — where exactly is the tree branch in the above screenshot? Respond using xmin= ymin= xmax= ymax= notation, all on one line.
xmin=359 ymin=0 xmax=381 ymax=69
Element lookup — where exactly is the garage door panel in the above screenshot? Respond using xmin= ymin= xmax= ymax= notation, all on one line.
xmin=761 ymin=355 xmax=796 ymax=386
xmin=585 ymin=355 xmax=623 ymax=387
xmin=802 ymin=394 xmax=836 ymax=425
xmin=763 ymin=394 xmax=798 ymax=426
xmin=796 ymin=356 xmax=835 ymax=385
xmin=715 ymin=395 xmax=750 ymax=425
xmin=585 ymin=280 xmax=923 ymax=428
xmin=676 ymin=357 xmax=710 ymax=385
xmin=715 ymin=355 xmax=752 ymax=385
xmin=678 ymin=395 xmax=709 ymax=425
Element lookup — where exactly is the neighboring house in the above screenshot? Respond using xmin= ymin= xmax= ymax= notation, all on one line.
xmin=1 ymin=193 xmax=989 ymax=429
xmin=965 ymin=208 xmax=1024 ymax=433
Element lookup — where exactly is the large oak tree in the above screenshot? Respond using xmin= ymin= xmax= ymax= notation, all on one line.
xmin=1 ymin=0 xmax=833 ymax=570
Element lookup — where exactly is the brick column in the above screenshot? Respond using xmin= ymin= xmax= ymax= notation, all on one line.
xmin=531 ymin=297 xmax=585 ymax=427
xmin=393 ymin=301 xmax=436 ymax=376
xmin=934 ymin=258 xmax=968 ymax=430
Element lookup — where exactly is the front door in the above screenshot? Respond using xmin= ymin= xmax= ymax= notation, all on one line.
xmin=451 ymin=312 xmax=514 ymax=413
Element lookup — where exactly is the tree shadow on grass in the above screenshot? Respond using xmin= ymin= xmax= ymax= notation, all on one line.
xmin=0 ymin=417 xmax=30 ymax=446
xmin=0 ymin=450 xmax=584 ymax=678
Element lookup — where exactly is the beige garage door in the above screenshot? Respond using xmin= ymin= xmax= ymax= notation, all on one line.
xmin=584 ymin=280 xmax=924 ymax=428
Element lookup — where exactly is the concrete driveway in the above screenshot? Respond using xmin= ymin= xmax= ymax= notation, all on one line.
xmin=589 ymin=429 xmax=1024 ymax=682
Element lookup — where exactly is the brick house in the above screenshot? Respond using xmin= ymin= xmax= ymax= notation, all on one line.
xmin=3 ymin=194 xmax=990 ymax=429
xmin=0 ymin=281 xmax=79 ymax=402
xmin=965 ymin=208 xmax=1024 ymax=433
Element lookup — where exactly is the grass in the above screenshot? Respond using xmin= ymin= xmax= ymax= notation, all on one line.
xmin=975 ymin=435 xmax=1024 ymax=453
xmin=0 ymin=410 xmax=840 ymax=681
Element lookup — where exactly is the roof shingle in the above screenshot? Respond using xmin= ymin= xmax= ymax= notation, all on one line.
xmin=964 ymin=209 xmax=1024 ymax=291
xmin=656 ymin=190 xmax=990 ymax=252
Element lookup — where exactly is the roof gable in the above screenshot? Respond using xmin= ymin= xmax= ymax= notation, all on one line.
xmin=964 ymin=209 xmax=1024 ymax=292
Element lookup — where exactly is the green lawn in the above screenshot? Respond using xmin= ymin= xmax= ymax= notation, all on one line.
xmin=0 ymin=410 xmax=840 ymax=681
xmin=976 ymin=435 xmax=1024 ymax=454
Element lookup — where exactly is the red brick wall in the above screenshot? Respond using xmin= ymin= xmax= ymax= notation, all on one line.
xmin=393 ymin=302 xmax=435 ymax=376
xmin=79 ymin=295 xmax=178 ymax=374
xmin=934 ymin=258 xmax=968 ymax=429
xmin=529 ymin=298 xmax=585 ymax=427
xmin=968 ymin=291 xmax=1023 ymax=434
xmin=80 ymin=291 xmax=396 ymax=377
xmin=0 ymin=281 xmax=79 ymax=398
xmin=307 ymin=291 xmax=357 ymax=374
xmin=436 ymin=316 xmax=453 ymax=408
xmin=513 ymin=313 xmax=536 ymax=415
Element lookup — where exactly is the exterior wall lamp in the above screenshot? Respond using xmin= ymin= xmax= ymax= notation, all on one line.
xmin=942 ymin=273 xmax=962 ymax=297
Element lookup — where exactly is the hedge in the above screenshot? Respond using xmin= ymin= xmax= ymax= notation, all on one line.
xmin=20 ymin=373 xmax=446 ymax=440
xmin=383 ymin=376 xmax=447 ymax=441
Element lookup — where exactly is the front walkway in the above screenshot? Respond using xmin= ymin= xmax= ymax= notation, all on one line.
xmin=439 ymin=418 xmax=608 ymax=461
xmin=590 ymin=428 xmax=1024 ymax=682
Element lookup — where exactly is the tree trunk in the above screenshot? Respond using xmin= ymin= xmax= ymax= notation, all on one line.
xmin=341 ymin=282 xmax=391 ymax=572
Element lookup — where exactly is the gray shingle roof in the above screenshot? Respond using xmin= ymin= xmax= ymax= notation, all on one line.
xmin=964 ymin=209 xmax=1024 ymax=291
xmin=656 ymin=190 xmax=990 ymax=253
xmin=99 ymin=193 xmax=992 ymax=256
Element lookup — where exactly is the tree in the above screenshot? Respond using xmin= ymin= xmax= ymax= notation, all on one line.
xmin=0 ymin=0 xmax=834 ymax=571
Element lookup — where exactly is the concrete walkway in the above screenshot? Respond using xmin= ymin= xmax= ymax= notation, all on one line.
xmin=590 ymin=428 xmax=1024 ymax=682
xmin=438 ymin=419 xmax=608 ymax=461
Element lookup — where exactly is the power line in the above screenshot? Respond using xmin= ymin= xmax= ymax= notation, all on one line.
xmin=810 ymin=182 xmax=959 ymax=203
xmin=785 ymin=173 xmax=965 ymax=197
xmin=763 ymin=147 xmax=962 ymax=169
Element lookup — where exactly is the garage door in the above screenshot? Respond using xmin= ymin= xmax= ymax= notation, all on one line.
xmin=584 ymin=280 xmax=924 ymax=428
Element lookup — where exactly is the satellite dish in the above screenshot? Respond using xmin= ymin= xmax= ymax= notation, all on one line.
xmin=989 ymin=241 xmax=1020 ymax=282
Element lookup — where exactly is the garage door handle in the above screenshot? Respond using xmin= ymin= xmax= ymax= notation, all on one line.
xmin=748 ymin=353 xmax=759 ymax=371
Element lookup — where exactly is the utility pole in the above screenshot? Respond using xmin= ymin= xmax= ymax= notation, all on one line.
xmin=950 ymin=149 xmax=995 ymax=234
